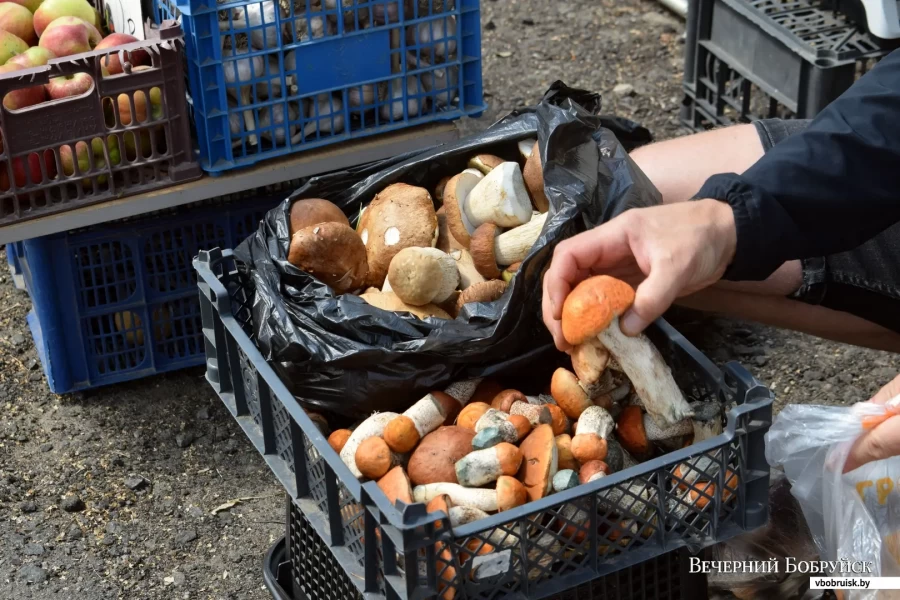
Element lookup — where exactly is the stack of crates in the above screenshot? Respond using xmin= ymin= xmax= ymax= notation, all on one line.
xmin=681 ymin=0 xmax=890 ymax=130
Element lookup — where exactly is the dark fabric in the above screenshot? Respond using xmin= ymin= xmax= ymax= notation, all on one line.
xmin=695 ymin=48 xmax=900 ymax=282
xmin=751 ymin=118 xmax=900 ymax=333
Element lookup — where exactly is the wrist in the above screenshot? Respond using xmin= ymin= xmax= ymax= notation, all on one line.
xmin=698 ymin=198 xmax=737 ymax=272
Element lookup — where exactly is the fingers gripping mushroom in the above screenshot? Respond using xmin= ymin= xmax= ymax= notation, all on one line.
xmin=561 ymin=275 xmax=694 ymax=427
xmin=465 ymin=162 xmax=533 ymax=228
xmin=455 ymin=443 xmax=523 ymax=487
xmin=571 ymin=406 xmax=614 ymax=464
xmin=469 ymin=212 xmax=548 ymax=278
xmin=443 ymin=169 xmax=483 ymax=247
xmin=288 ymin=222 xmax=369 ymax=293
xmin=387 ymin=247 xmax=459 ymax=306
xmin=358 ymin=183 xmax=438 ymax=288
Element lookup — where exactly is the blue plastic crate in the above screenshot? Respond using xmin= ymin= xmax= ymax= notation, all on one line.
xmin=10 ymin=197 xmax=278 ymax=394
xmin=153 ymin=0 xmax=485 ymax=173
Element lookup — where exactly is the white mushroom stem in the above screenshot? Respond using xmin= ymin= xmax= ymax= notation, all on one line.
xmin=465 ymin=162 xmax=533 ymax=228
xmin=593 ymin=317 xmax=694 ymax=427
xmin=401 ymin=395 xmax=447 ymax=438
xmin=413 ymin=483 xmax=498 ymax=512
xmin=449 ymin=507 xmax=520 ymax=547
xmin=518 ymin=139 xmax=536 ymax=161
xmin=450 ymin=249 xmax=486 ymax=290
xmin=444 ymin=378 xmax=482 ymax=405
xmin=508 ymin=401 xmax=551 ymax=428
xmin=222 ymin=47 xmax=260 ymax=146
xmin=643 ymin=414 xmax=692 ymax=441
xmin=690 ymin=401 xmax=723 ymax=443
xmin=575 ymin=406 xmax=615 ymax=439
xmin=339 ymin=412 xmax=399 ymax=479
xmin=571 ymin=338 xmax=610 ymax=386
xmin=493 ymin=211 xmax=548 ymax=265
xmin=455 ymin=443 xmax=521 ymax=487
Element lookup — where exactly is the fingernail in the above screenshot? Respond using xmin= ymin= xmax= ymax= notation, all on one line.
xmin=887 ymin=395 xmax=900 ymax=413
xmin=620 ymin=312 xmax=645 ymax=336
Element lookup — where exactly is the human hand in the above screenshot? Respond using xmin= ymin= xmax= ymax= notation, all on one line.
xmin=542 ymin=199 xmax=737 ymax=351
xmin=843 ymin=374 xmax=900 ymax=473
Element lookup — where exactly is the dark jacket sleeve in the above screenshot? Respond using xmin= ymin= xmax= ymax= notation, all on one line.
xmin=694 ymin=48 xmax=900 ymax=281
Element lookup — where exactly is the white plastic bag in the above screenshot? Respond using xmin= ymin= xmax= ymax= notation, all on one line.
xmin=766 ymin=402 xmax=900 ymax=599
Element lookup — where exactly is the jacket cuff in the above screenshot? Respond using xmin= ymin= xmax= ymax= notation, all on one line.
xmin=694 ymin=173 xmax=783 ymax=282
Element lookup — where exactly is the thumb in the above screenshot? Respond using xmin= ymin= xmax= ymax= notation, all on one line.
xmin=620 ymin=267 xmax=681 ymax=336
xmin=843 ymin=416 xmax=900 ymax=473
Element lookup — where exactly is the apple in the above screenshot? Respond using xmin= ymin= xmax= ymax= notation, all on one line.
xmin=44 ymin=70 xmax=92 ymax=99
xmin=0 ymin=0 xmax=44 ymax=14
xmin=0 ymin=29 xmax=27 ymax=65
xmin=0 ymin=63 xmax=46 ymax=108
xmin=96 ymin=33 xmax=150 ymax=76
xmin=6 ymin=46 xmax=54 ymax=68
xmin=33 ymin=0 xmax=96 ymax=36
xmin=117 ymin=86 xmax=162 ymax=125
xmin=38 ymin=16 xmax=101 ymax=58
xmin=60 ymin=139 xmax=110 ymax=185
xmin=0 ymin=149 xmax=56 ymax=191
xmin=0 ymin=3 xmax=34 ymax=44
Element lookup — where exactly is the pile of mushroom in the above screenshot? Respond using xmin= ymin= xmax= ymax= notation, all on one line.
xmin=285 ymin=139 xmax=552 ymax=320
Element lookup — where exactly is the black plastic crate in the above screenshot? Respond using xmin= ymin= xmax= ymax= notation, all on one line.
xmin=195 ymin=248 xmax=773 ymax=600
xmin=681 ymin=0 xmax=889 ymax=129
xmin=262 ymin=497 xmax=711 ymax=600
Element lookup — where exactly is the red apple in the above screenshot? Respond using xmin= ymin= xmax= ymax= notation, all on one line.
xmin=116 ymin=86 xmax=162 ymax=125
xmin=96 ymin=33 xmax=150 ymax=76
xmin=33 ymin=0 xmax=96 ymax=37
xmin=0 ymin=3 xmax=34 ymax=44
xmin=38 ymin=16 xmax=101 ymax=57
xmin=6 ymin=46 xmax=55 ymax=68
xmin=60 ymin=139 xmax=109 ymax=184
xmin=0 ymin=63 xmax=46 ymax=108
xmin=0 ymin=0 xmax=45 ymax=15
xmin=0 ymin=149 xmax=56 ymax=191
xmin=44 ymin=70 xmax=92 ymax=99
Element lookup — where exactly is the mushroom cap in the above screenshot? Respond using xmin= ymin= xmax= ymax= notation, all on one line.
xmin=570 ymin=433 xmax=608 ymax=464
xmin=443 ymin=170 xmax=482 ymax=247
xmin=550 ymin=368 xmax=592 ymax=420
xmin=408 ymin=426 xmax=475 ymax=486
xmin=387 ymin=247 xmax=459 ymax=306
xmin=360 ymin=290 xmax=451 ymax=320
xmin=377 ymin=465 xmax=413 ymax=506
xmin=579 ymin=460 xmax=610 ymax=484
xmin=288 ymin=221 xmax=368 ymax=293
xmin=469 ymin=223 xmax=501 ymax=279
xmin=517 ymin=424 xmax=558 ymax=501
xmin=456 ymin=279 xmax=508 ymax=313
xmin=435 ymin=207 xmax=465 ymax=253
xmin=468 ymin=153 xmax=505 ymax=175
xmin=327 ymin=429 xmax=352 ymax=454
xmin=545 ymin=404 xmax=569 ymax=436
xmin=495 ymin=442 xmax=524 ymax=475
xmin=465 ymin=161 xmax=533 ymax=228
xmin=359 ymin=183 xmax=438 ymax=288
xmin=571 ymin=340 xmax=610 ymax=386
xmin=426 ymin=493 xmax=454 ymax=531
xmin=555 ymin=433 xmax=578 ymax=471
xmin=523 ymin=142 xmax=548 ymax=212
xmin=491 ymin=389 xmax=526 ymax=412
xmin=561 ymin=275 xmax=636 ymax=346
xmin=616 ymin=405 xmax=650 ymax=458
xmin=383 ymin=415 xmax=420 ymax=454
xmin=508 ymin=414 xmax=532 ymax=440
xmin=434 ymin=176 xmax=451 ymax=204
xmin=496 ymin=475 xmax=527 ymax=512
xmin=456 ymin=402 xmax=491 ymax=431
xmin=289 ymin=198 xmax=350 ymax=235
xmin=356 ymin=436 xmax=393 ymax=480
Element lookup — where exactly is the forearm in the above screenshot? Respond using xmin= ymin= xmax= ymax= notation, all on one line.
xmin=695 ymin=49 xmax=900 ymax=281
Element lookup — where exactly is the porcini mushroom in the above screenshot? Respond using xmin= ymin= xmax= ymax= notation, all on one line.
xmin=387 ymin=247 xmax=459 ymax=306
xmin=517 ymin=424 xmax=558 ymax=501
xmin=465 ymin=162 xmax=533 ymax=228
xmin=289 ymin=198 xmax=349 ymax=235
xmin=442 ymin=169 xmax=483 ymax=247
xmin=358 ymin=183 xmax=438 ymax=288
xmin=468 ymin=154 xmax=504 ymax=175
xmin=522 ymin=141 xmax=549 ymax=212
xmin=455 ymin=443 xmax=523 ymax=487
xmin=456 ymin=280 xmax=508 ymax=313
xmin=449 ymin=249 xmax=486 ymax=290
xmin=561 ymin=275 xmax=694 ymax=427
xmin=470 ymin=213 xmax=548 ymax=278
xmin=360 ymin=290 xmax=451 ymax=320
xmin=288 ymin=222 xmax=369 ymax=293
xmin=384 ymin=391 xmax=464 ymax=453
xmin=518 ymin=138 xmax=536 ymax=163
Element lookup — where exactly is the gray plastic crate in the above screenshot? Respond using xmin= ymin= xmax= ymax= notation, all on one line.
xmin=682 ymin=0 xmax=888 ymax=129
xmin=195 ymin=248 xmax=774 ymax=600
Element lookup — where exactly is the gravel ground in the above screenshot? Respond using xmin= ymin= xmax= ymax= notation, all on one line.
xmin=2 ymin=1 xmax=899 ymax=599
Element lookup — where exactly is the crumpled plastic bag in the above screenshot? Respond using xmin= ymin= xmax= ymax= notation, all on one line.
xmin=233 ymin=81 xmax=660 ymax=418
xmin=766 ymin=401 xmax=900 ymax=599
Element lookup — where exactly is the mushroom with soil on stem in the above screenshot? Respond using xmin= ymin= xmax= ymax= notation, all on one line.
xmin=456 ymin=279 xmax=508 ymax=313
xmin=465 ymin=161 xmax=533 ymax=229
xmin=469 ymin=212 xmax=548 ymax=279
xmin=357 ymin=182 xmax=438 ymax=288
xmin=570 ymin=405 xmax=614 ymax=464
xmin=386 ymin=247 xmax=458 ymax=307
xmin=442 ymin=168 xmax=483 ymax=247
xmin=288 ymin=221 xmax=369 ymax=293
xmin=560 ymin=275 xmax=694 ymax=427
xmin=455 ymin=442 xmax=523 ymax=487
xmin=413 ymin=475 xmax=527 ymax=513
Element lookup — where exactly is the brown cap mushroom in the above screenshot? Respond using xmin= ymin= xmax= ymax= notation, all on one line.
xmin=470 ymin=213 xmax=548 ymax=279
xmin=456 ymin=279 xmax=508 ymax=313
xmin=465 ymin=162 xmax=533 ymax=228
xmin=289 ymin=198 xmax=350 ymax=235
xmin=491 ymin=389 xmax=527 ymax=412
xmin=378 ymin=465 xmax=413 ymax=507
xmin=442 ymin=169 xmax=483 ymax=247
xmin=360 ymin=290 xmax=451 ymax=320
xmin=288 ymin=221 xmax=368 ymax=293
xmin=523 ymin=141 xmax=549 ymax=213
xmin=496 ymin=475 xmax=527 ymax=511
xmin=501 ymin=261 xmax=522 ymax=283
xmin=561 ymin=276 xmax=694 ymax=427
xmin=616 ymin=405 xmax=651 ymax=460
xmin=434 ymin=176 xmax=451 ymax=204
xmin=516 ymin=424 xmax=558 ymax=501
xmin=435 ymin=206 xmax=465 ymax=253
xmin=468 ymin=154 xmax=505 ymax=175
xmin=407 ymin=426 xmax=475 ymax=486
xmin=470 ymin=223 xmax=502 ymax=279
xmin=387 ymin=247 xmax=459 ymax=306
xmin=358 ymin=183 xmax=438 ymax=288
xmin=449 ymin=249 xmax=486 ymax=290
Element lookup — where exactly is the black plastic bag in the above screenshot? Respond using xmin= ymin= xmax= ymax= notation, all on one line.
xmin=234 ymin=82 xmax=661 ymax=418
